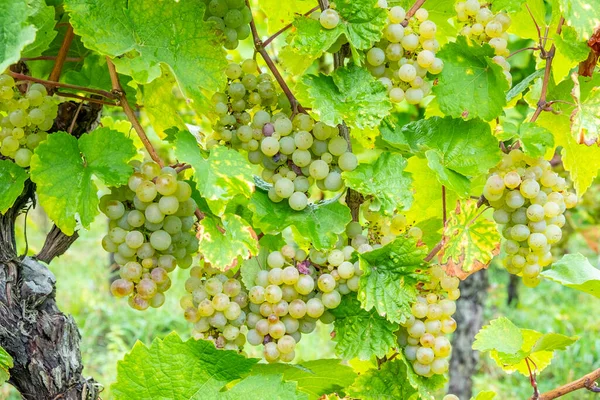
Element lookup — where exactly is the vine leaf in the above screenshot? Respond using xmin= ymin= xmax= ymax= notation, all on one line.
xmin=0 ymin=0 xmax=36 ymax=72
xmin=258 ymin=0 xmax=314 ymax=34
xmin=300 ymin=64 xmax=392 ymax=130
xmin=251 ymin=359 xmax=356 ymax=400
xmin=175 ymin=130 xmax=255 ymax=216
xmin=111 ymin=333 xmax=305 ymax=400
xmin=280 ymin=0 xmax=386 ymax=74
xmin=570 ymin=73 xmax=600 ymax=146
xmin=329 ymin=294 xmax=398 ymax=360
xmin=385 ymin=116 xmax=502 ymax=197
xmin=518 ymin=122 xmax=554 ymax=158
xmin=434 ymin=36 xmax=509 ymax=121
xmin=30 ymin=129 xmax=136 ymax=235
xmin=439 ymin=199 xmax=501 ymax=280
xmin=557 ymin=0 xmax=600 ymax=41
xmin=346 ymin=359 xmax=420 ymax=399
xmin=342 ymin=152 xmax=412 ymax=214
xmin=198 ymin=214 xmax=259 ymax=271
xmin=541 ymin=253 xmax=600 ymax=298
xmin=0 ymin=161 xmax=28 ymax=214
xmin=474 ymin=317 xmax=578 ymax=376
xmin=553 ymin=26 xmax=591 ymax=63
xmin=490 ymin=0 xmax=527 ymax=13
xmin=22 ymin=0 xmax=58 ymax=59
xmin=0 ymin=346 xmax=13 ymax=386
xmin=537 ymin=73 xmax=600 ymax=195
xmin=64 ymin=0 xmax=227 ymax=110
xmin=248 ymin=191 xmax=351 ymax=250
xmin=471 ymin=391 xmax=497 ymax=400
xmin=357 ymin=238 xmax=428 ymax=324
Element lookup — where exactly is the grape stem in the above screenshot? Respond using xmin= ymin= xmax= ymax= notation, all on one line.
xmin=21 ymin=56 xmax=83 ymax=62
xmin=508 ymin=46 xmax=540 ymax=59
xmin=402 ymin=0 xmax=428 ymax=27
xmin=532 ymin=368 xmax=600 ymax=400
xmin=245 ymin=0 xmax=307 ymax=115
xmin=262 ymin=6 xmax=320 ymax=47
xmin=105 ymin=57 xmax=165 ymax=168
xmin=442 ymin=185 xmax=447 ymax=226
xmin=7 ymin=71 xmax=117 ymax=99
xmin=68 ymin=101 xmax=85 ymax=134
xmin=55 ymin=91 xmax=118 ymax=106
xmin=48 ymin=23 xmax=75 ymax=83
xmin=529 ymin=17 xmax=565 ymax=123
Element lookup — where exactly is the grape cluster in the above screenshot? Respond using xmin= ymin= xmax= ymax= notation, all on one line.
xmin=202 ymin=0 xmax=252 ymax=50
xmin=399 ymin=265 xmax=459 ymax=377
xmin=183 ymin=243 xmax=362 ymax=362
xmin=0 ymin=74 xmax=57 ymax=167
xmin=454 ymin=0 xmax=513 ymax=85
xmin=101 ymin=161 xmax=199 ymax=310
xmin=484 ymin=150 xmax=577 ymax=287
xmin=364 ymin=5 xmax=443 ymax=104
xmin=210 ymin=60 xmax=358 ymax=211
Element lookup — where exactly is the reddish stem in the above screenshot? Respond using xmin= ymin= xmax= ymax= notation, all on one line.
xmin=48 ymin=24 xmax=75 ymax=82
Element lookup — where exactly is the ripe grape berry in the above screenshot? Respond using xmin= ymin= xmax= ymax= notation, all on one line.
xmin=484 ymin=149 xmax=577 ymax=287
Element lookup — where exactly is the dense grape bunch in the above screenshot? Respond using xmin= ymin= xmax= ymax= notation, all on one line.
xmin=454 ymin=0 xmax=513 ymax=85
xmin=210 ymin=60 xmax=358 ymax=211
xmin=0 ymin=74 xmax=58 ymax=167
xmin=202 ymin=0 xmax=252 ymax=50
xmin=484 ymin=149 xmax=577 ymax=287
xmin=100 ymin=161 xmax=199 ymax=310
xmin=362 ymin=4 xmax=444 ymax=104
xmin=399 ymin=265 xmax=459 ymax=377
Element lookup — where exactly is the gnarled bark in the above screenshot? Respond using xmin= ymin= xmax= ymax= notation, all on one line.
xmin=447 ymin=269 xmax=489 ymax=399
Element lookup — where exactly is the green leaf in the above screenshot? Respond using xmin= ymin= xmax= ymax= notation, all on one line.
xmin=259 ymin=0 xmax=314 ymax=34
xmin=199 ymin=214 xmax=259 ymax=271
xmin=518 ymin=122 xmax=554 ymax=158
xmin=491 ymin=0 xmax=527 ymax=13
xmin=557 ymin=0 xmax=600 ymax=40
xmin=281 ymin=0 xmax=386 ymax=74
xmin=391 ymin=116 xmax=502 ymax=196
xmin=0 ymin=347 xmax=13 ymax=386
xmin=399 ymin=353 xmax=447 ymax=400
xmin=434 ymin=36 xmax=509 ymax=121
xmin=251 ymin=359 xmax=357 ymax=400
xmin=64 ymin=0 xmax=227 ymax=109
xmin=249 ymin=191 xmax=351 ymax=250
xmin=240 ymin=234 xmax=285 ymax=289
xmin=530 ymin=333 xmax=579 ymax=353
xmin=541 ymin=253 xmax=600 ymax=298
xmin=0 ymin=0 xmax=36 ymax=72
xmin=471 ymin=391 xmax=497 ymax=400
xmin=506 ymin=0 xmax=548 ymax=42
xmin=358 ymin=238 xmax=428 ymax=324
xmin=473 ymin=317 xmax=524 ymax=354
xmin=346 ymin=359 xmax=419 ymax=400
xmin=342 ymin=152 xmax=412 ymax=214
xmin=537 ymin=74 xmax=600 ymax=195
xmin=0 ymin=160 xmax=28 ymax=214
xmin=440 ymin=199 xmax=501 ymax=279
xmin=553 ymin=26 xmax=591 ymax=63
xmin=570 ymin=75 xmax=600 ymax=146
xmin=175 ymin=130 xmax=254 ymax=216
xmin=300 ymin=65 xmax=392 ymax=129
xmin=330 ymin=294 xmax=398 ymax=360
xmin=22 ymin=0 xmax=58 ymax=58
xmin=506 ymin=69 xmax=544 ymax=102
xmin=30 ymin=129 xmax=136 ymax=235
xmin=112 ymin=333 xmax=304 ymax=400
xmin=142 ymin=67 xmax=188 ymax=138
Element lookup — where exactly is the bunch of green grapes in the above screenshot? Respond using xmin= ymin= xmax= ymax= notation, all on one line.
xmin=210 ymin=60 xmax=359 ymax=211
xmin=245 ymin=244 xmax=361 ymax=362
xmin=399 ymin=265 xmax=459 ymax=377
xmin=202 ymin=0 xmax=252 ymax=49
xmin=100 ymin=160 xmax=199 ymax=310
xmin=363 ymin=5 xmax=443 ymax=105
xmin=183 ymin=266 xmax=249 ymax=351
xmin=0 ymin=74 xmax=58 ymax=167
xmin=454 ymin=0 xmax=513 ymax=85
xmin=483 ymin=149 xmax=577 ymax=287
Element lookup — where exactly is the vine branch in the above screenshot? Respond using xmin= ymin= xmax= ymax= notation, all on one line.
xmin=48 ymin=24 xmax=75 ymax=82
xmin=106 ymin=57 xmax=164 ymax=168
xmin=402 ymin=0 xmax=427 ymax=27
xmin=532 ymin=368 xmax=600 ymax=400
xmin=246 ymin=0 xmax=306 ymax=114
xmin=7 ymin=71 xmax=116 ymax=99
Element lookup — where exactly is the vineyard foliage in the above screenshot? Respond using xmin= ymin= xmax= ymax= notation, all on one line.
xmin=1 ymin=0 xmax=600 ymax=399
